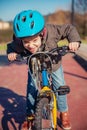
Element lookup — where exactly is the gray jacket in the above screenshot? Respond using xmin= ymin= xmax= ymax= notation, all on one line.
xmin=7 ymin=24 xmax=81 ymax=71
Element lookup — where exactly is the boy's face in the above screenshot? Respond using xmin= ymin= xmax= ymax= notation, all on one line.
xmin=22 ymin=35 xmax=41 ymax=53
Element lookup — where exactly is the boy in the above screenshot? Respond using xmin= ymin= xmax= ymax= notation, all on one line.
xmin=7 ymin=10 xmax=81 ymax=130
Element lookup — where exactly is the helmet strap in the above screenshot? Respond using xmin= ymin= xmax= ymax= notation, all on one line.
xmin=40 ymin=27 xmax=47 ymax=37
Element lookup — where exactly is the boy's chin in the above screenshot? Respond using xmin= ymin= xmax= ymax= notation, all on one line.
xmin=30 ymin=50 xmax=37 ymax=54
xmin=26 ymin=48 xmax=39 ymax=54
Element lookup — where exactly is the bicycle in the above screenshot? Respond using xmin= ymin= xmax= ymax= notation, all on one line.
xmin=24 ymin=45 xmax=71 ymax=130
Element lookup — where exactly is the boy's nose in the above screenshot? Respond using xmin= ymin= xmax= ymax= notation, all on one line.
xmin=28 ymin=42 xmax=34 ymax=47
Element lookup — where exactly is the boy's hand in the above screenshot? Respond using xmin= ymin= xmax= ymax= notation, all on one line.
xmin=69 ymin=42 xmax=80 ymax=51
xmin=8 ymin=53 xmax=17 ymax=61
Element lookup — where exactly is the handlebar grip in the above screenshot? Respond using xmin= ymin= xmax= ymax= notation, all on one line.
xmin=15 ymin=54 xmax=22 ymax=61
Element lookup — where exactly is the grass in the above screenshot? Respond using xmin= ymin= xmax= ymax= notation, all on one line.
xmin=58 ymin=39 xmax=68 ymax=47
xmin=58 ymin=39 xmax=87 ymax=46
xmin=81 ymin=39 xmax=87 ymax=44
xmin=0 ymin=43 xmax=7 ymax=51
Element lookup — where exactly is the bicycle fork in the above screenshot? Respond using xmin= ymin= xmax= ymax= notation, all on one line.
xmin=40 ymin=68 xmax=57 ymax=129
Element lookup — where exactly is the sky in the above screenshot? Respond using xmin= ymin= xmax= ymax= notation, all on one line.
xmin=0 ymin=0 xmax=71 ymax=21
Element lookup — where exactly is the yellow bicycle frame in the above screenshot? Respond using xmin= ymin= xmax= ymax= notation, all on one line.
xmin=40 ymin=86 xmax=57 ymax=129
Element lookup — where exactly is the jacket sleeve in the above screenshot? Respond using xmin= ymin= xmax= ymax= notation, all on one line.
xmin=56 ymin=24 xmax=81 ymax=43
xmin=7 ymin=38 xmax=31 ymax=57
xmin=7 ymin=40 xmax=24 ymax=54
xmin=7 ymin=35 xmax=26 ymax=55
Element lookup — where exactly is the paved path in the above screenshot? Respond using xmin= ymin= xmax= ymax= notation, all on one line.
xmin=0 ymin=49 xmax=87 ymax=130
xmin=76 ymin=44 xmax=87 ymax=61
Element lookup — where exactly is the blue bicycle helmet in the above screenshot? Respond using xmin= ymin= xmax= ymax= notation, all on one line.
xmin=13 ymin=10 xmax=45 ymax=38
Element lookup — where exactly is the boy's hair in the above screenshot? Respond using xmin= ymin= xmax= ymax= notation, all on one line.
xmin=13 ymin=10 xmax=45 ymax=38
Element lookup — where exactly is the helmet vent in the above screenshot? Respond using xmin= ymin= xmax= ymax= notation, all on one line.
xmin=22 ymin=16 xmax=26 ymax=22
xmin=29 ymin=13 xmax=33 ymax=18
xmin=30 ymin=21 xmax=34 ymax=29
xmin=16 ymin=24 xmax=20 ymax=31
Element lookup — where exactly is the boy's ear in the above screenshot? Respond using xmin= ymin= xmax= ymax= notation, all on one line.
xmin=40 ymin=27 xmax=47 ymax=37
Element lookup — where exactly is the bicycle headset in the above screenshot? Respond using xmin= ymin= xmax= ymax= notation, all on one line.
xmin=13 ymin=10 xmax=45 ymax=38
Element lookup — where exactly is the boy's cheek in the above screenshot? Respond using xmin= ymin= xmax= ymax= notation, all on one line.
xmin=23 ymin=44 xmax=28 ymax=49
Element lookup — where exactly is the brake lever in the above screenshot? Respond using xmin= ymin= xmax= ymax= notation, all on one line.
xmin=58 ymin=46 xmax=68 ymax=56
xmin=58 ymin=46 xmax=75 ymax=56
xmin=15 ymin=54 xmax=23 ymax=62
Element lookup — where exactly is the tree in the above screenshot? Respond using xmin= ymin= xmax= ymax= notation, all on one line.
xmin=71 ymin=0 xmax=75 ymax=25
xmin=75 ymin=0 xmax=87 ymax=37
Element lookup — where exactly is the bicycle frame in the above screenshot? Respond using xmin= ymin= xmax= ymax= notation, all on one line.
xmin=28 ymin=52 xmax=58 ymax=129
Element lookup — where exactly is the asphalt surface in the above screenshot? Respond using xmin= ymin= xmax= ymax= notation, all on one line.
xmin=76 ymin=44 xmax=87 ymax=61
xmin=0 ymin=44 xmax=87 ymax=130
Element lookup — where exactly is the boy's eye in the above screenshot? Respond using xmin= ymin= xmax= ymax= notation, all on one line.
xmin=23 ymin=41 xmax=25 ymax=43
xmin=23 ymin=41 xmax=28 ymax=44
xmin=33 ymin=39 xmax=37 ymax=42
xmin=22 ymin=37 xmax=39 ymax=44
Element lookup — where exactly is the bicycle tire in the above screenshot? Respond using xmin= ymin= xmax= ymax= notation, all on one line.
xmin=34 ymin=97 xmax=57 ymax=130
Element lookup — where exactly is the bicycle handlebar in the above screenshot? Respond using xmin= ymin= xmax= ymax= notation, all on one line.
xmin=15 ymin=45 xmax=75 ymax=62
xmin=49 ymin=46 xmax=75 ymax=55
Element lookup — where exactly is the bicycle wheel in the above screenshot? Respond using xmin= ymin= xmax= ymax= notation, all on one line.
xmin=34 ymin=97 xmax=57 ymax=130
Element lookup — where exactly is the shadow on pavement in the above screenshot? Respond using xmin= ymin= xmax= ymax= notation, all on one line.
xmin=0 ymin=55 xmax=26 ymax=66
xmin=64 ymin=71 xmax=87 ymax=80
xmin=73 ymin=54 xmax=87 ymax=71
xmin=0 ymin=55 xmax=9 ymax=66
xmin=0 ymin=87 xmax=26 ymax=130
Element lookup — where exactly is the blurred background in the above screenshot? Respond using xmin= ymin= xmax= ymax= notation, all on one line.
xmin=0 ymin=1 xmax=87 ymax=130
xmin=0 ymin=0 xmax=87 ymax=51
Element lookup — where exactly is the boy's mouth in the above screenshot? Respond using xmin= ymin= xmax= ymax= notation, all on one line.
xmin=28 ymin=47 xmax=36 ymax=53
